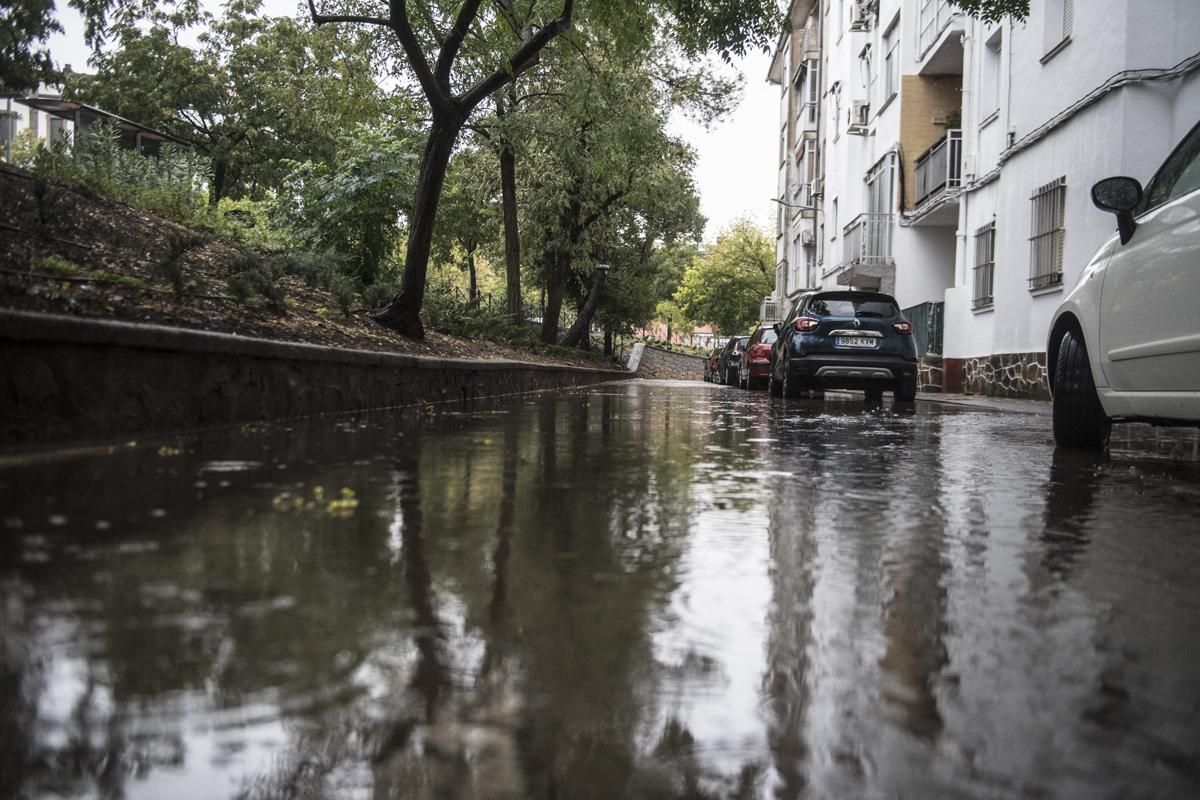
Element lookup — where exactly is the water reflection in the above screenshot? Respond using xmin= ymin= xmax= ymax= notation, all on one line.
xmin=1 ymin=384 xmax=1198 ymax=798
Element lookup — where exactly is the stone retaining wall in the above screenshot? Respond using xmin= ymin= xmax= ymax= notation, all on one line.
xmin=918 ymin=355 xmax=944 ymax=393
xmin=0 ymin=311 xmax=626 ymax=447
xmin=635 ymin=345 xmax=705 ymax=381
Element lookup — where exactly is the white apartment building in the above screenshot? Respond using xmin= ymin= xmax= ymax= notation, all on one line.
xmin=769 ymin=0 xmax=1200 ymax=397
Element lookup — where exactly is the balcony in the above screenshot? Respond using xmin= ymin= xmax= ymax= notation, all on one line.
xmin=914 ymin=129 xmax=962 ymax=207
xmin=835 ymin=213 xmax=896 ymax=292
xmin=843 ymin=213 xmax=893 ymax=266
xmin=917 ymin=0 xmax=965 ymax=74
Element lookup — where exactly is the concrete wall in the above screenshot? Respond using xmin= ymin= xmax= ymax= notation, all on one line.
xmin=0 ymin=311 xmax=626 ymax=447
xmin=634 ymin=345 xmax=706 ymax=381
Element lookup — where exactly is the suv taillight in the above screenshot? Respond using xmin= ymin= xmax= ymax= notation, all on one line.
xmin=794 ymin=317 xmax=819 ymax=332
xmin=892 ymin=321 xmax=913 ymax=335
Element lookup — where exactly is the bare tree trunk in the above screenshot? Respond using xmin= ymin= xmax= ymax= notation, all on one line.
xmin=375 ymin=117 xmax=463 ymax=337
xmin=497 ymin=95 xmax=522 ymax=324
xmin=558 ymin=267 xmax=607 ymax=348
xmin=466 ymin=243 xmax=478 ymax=303
xmin=541 ymin=257 xmax=566 ymax=344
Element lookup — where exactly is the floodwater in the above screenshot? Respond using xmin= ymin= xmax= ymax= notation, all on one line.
xmin=1 ymin=380 xmax=1199 ymax=799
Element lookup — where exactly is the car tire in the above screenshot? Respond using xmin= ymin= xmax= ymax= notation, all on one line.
xmin=895 ymin=376 xmax=917 ymax=403
xmin=725 ymin=367 xmax=736 ymax=386
xmin=768 ymin=370 xmax=783 ymax=397
xmin=864 ymin=388 xmax=883 ymax=404
xmin=1053 ymin=329 xmax=1111 ymax=450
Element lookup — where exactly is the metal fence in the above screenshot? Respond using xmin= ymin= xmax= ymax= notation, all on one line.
xmin=903 ymin=301 xmax=944 ymax=357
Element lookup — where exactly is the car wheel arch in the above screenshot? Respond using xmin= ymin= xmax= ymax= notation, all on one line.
xmin=1047 ymin=313 xmax=1085 ymax=392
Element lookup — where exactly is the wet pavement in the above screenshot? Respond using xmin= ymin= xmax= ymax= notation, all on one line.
xmin=1 ymin=379 xmax=1199 ymax=799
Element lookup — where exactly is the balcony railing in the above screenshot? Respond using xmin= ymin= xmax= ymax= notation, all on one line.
xmin=914 ymin=129 xmax=962 ymax=207
xmin=760 ymin=296 xmax=782 ymax=324
xmin=918 ymin=0 xmax=959 ymax=56
xmin=843 ymin=213 xmax=894 ymax=266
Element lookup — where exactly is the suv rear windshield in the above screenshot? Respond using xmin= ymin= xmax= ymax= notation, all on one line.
xmin=759 ymin=329 xmax=778 ymax=345
xmin=809 ymin=295 xmax=899 ymax=319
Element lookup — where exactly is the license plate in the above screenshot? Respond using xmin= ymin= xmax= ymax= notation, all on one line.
xmin=835 ymin=336 xmax=877 ymax=348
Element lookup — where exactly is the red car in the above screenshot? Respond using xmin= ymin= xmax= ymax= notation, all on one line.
xmin=737 ymin=326 xmax=778 ymax=389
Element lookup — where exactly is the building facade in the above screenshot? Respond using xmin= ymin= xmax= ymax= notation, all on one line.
xmin=768 ymin=0 xmax=1200 ymax=397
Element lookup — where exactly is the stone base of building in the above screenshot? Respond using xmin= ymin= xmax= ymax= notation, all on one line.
xmin=918 ymin=355 xmax=944 ymax=393
xmin=941 ymin=352 xmax=1050 ymax=400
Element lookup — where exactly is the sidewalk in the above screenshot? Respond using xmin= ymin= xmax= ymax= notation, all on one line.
xmin=917 ymin=392 xmax=1052 ymax=416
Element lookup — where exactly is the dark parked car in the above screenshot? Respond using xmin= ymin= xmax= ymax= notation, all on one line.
xmin=703 ymin=347 xmax=720 ymax=382
xmin=768 ymin=290 xmax=918 ymax=401
xmin=716 ymin=335 xmax=751 ymax=385
xmin=738 ymin=326 xmax=778 ymax=389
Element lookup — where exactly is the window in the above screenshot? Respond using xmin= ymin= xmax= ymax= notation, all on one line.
xmin=1029 ymin=177 xmax=1066 ymax=290
xmin=973 ymin=222 xmax=995 ymax=309
xmin=1144 ymin=121 xmax=1200 ymax=210
xmin=809 ymin=295 xmax=900 ymax=318
xmin=866 ymin=154 xmax=896 ymax=216
xmin=882 ymin=16 xmax=900 ymax=106
xmin=981 ymin=29 xmax=1002 ymax=119
xmin=804 ymin=242 xmax=817 ymax=289
xmin=830 ymin=82 xmax=842 ymax=137
xmin=804 ymin=59 xmax=820 ymax=127
xmin=49 ymin=117 xmax=68 ymax=145
xmin=1043 ymin=0 xmax=1073 ymax=57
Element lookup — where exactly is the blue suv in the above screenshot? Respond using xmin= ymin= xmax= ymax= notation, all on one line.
xmin=768 ymin=290 xmax=919 ymax=402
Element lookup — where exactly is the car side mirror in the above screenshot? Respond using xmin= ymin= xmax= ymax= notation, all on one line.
xmin=1092 ymin=176 xmax=1142 ymax=245
xmin=772 ymin=323 xmax=782 ymax=335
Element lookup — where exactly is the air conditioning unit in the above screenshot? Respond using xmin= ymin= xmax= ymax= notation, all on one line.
xmin=847 ymin=101 xmax=870 ymax=135
xmin=849 ymin=0 xmax=873 ymax=32
xmin=801 ymin=229 xmax=816 ymax=246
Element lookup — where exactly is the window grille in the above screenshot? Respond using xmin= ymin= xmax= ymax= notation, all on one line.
xmin=1029 ymin=177 xmax=1065 ymax=290
xmin=973 ymin=222 xmax=995 ymax=309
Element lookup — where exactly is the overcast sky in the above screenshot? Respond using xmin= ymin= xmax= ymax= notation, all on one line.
xmin=47 ymin=1 xmax=778 ymax=243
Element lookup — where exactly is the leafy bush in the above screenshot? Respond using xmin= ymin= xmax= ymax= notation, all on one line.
xmin=27 ymin=123 xmax=211 ymax=225
xmin=274 ymin=124 xmax=417 ymax=287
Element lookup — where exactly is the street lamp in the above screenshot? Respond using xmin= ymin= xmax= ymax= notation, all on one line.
xmin=770 ymin=197 xmax=820 ymax=212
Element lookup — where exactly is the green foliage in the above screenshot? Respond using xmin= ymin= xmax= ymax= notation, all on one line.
xmin=154 ymin=232 xmax=207 ymax=299
xmin=226 ymin=250 xmax=287 ymax=310
xmin=275 ymin=124 xmax=418 ymax=286
xmin=63 ymin=2 xmax=400 ymax=201
xmin=674 ymin=219 xmax=774 ymax=336
xmin=28 ymin=123 xmax=210 ymax=224
xmin=29 ymin=254 xmax=80 ymax=277
xmin=949 ymin=0 xmax=1030 ymax=23
xmin=0 ymin=0 xmax=59 ymax=91
xmin=215 ymin=198 xmax=289 ymax=250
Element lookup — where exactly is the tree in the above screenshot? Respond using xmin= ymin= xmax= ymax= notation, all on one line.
xmin=949 ymin=0 xmax=1029 ymax=22
xmin=64 ymin=1 xmax=396 ymax=202
xmin=0 ymin=0 xmax=59 ymax=91
xmin=431 ymin=146 xmax=501 ymax=302
xmin=674 ymin=219 xmax=773 ymax=337
xmin=306 ymin=0 xmax=781 ymax=339
xmin=275 ymin=124 xmax=419 ymax=286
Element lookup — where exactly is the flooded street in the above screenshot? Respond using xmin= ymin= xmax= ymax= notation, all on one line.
xmin=2 ymin=380 xmax=1199 ymax=799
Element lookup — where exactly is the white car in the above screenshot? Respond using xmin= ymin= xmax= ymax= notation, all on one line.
xmin=1047 ymin=120 xmax=1200 ymax=449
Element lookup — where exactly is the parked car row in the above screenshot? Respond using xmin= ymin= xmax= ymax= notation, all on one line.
xmin=704 ymin=336 xmax=751 ymax=385
xmin=703 ymin=290 xmax=920 ymax=402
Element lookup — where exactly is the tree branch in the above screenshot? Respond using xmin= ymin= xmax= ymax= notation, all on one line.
xmin=460 ymin=0 xmax=574 ymax=111
xmin=435 ymin=0 xmax=484 ymax=88
xmin=382 ymin=0 xmax=454 ymax=116
xmin=307 ymin=0 xmax=390 ymax=28
xmin=582 ymin=188 xmax=627 ymax=231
